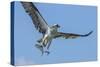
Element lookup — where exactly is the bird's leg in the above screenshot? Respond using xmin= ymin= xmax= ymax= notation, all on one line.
xmin=47 ymin=40 xmax=52 ymax=50
xmin=36 ymin=35 xmax=50 ymax=55
xmin=41 ymin=35 xmax=48 ymax=47
xmin=40 ymin=36 xmax=50 ymax=55
xmin=44 ymin=40 xmax=52 ymax=55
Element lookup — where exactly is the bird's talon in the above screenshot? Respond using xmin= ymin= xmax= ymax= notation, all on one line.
xmin=45 ymin=51 xmax=50 ymax=55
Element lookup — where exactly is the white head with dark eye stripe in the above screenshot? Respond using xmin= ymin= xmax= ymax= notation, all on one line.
xmin=52 ymin=24 xmax=60 ymax=28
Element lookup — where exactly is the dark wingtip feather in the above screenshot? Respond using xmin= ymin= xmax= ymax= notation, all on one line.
xmin=81 ymin=31 xmax=93 ymax=37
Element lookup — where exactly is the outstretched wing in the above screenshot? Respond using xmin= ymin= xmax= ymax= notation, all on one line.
xmin=21 ymin=2 xmax=49 ymax=34
xmin=54 ymin=31 xmax=93 ymax=39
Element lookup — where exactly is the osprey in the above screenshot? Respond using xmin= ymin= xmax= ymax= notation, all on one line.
xmin=21 ymin=2 xmax=93 ymax=55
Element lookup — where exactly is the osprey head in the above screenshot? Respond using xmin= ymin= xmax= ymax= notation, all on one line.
xmin=53 ymin=24 xmax=60 ymax=28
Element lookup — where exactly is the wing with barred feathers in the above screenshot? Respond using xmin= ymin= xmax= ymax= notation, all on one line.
xmin=54 ymin=31 xmax=93 ymax=39
xmin=21 ymin=2 xmax=49 ymax=34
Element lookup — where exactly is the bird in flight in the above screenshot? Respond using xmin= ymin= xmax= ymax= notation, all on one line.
xmin=21 ymin=2 xmax=93 ymax=55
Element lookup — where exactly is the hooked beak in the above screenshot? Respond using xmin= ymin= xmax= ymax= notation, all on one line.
xmin=56 ymin=24 xmax=60 ymax=28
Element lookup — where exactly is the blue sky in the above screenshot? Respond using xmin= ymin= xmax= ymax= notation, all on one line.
xmin=14 ymin=1 xmax=97 ymax=65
